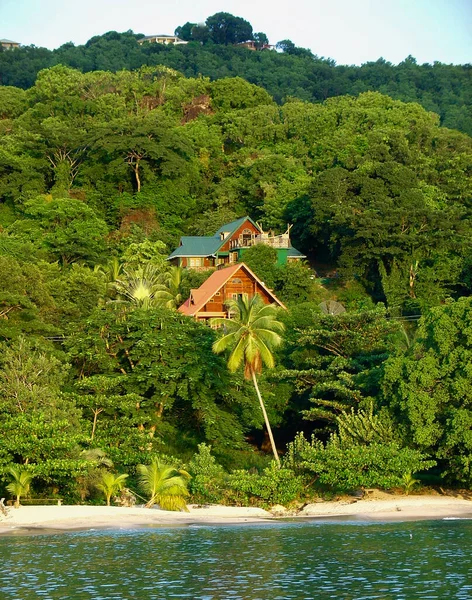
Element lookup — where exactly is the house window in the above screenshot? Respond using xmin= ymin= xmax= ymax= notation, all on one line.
xmin=232 ymin=278 xmax=242 ymax=284
xmin=240 ymin=229 xmax=253 ymax=247
xmin=189 ymin=257 xmax=203 ymax=267
xmin=215 ymin=291 xmax=221 ymax=296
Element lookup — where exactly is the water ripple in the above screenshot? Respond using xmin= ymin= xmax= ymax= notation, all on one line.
xmin=1 ymin=520 xmax=472 ymax=599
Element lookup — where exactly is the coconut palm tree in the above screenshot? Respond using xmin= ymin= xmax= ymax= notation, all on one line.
xmin=137 ymin=458 xmax=190 ymax=510
xmin=6 ymin=466 xmax=33 ymax=508
xmin=95 ymin=472 xmax=129 ymax=506
xmin=210 ymin=294 xmax=284 ymax=466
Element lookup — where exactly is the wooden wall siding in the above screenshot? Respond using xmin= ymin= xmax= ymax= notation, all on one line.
xmin=198 ymin=273 xmax=273 ymax=315
xmin=219 ymin=220 xmax=259 ymax=252
xmin=179 ymin=257 xmax=216 ymax=269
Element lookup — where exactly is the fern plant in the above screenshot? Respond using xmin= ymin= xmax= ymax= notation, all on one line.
xmin=335 ymin=401 xmax=396 ymax=447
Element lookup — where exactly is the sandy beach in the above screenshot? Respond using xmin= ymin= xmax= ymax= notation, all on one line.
xmin=1 ymin=493 xmax=472 ymax=535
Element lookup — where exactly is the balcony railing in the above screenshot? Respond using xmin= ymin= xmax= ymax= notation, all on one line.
xmin=230 ymin=234 xmax=291 ymax=250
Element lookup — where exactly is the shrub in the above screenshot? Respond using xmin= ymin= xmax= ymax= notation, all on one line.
xmin=226 ymin=462 xmax=303 ymax=507
xmin=188 ymin=444 xmax=226 ymax=504
xmin=286 ymin=432 xmax=436 ymax=493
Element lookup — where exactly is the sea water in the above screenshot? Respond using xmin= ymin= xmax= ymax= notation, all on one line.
xmin=1 ymin=519 xmax=472 ymax=599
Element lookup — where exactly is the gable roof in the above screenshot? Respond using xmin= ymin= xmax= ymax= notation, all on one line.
xmin=213 ymin=216 xmax=260 ymax=239
xmin=178 ymin=262 xmax=286 ymax=316
xmin=169 ymin=216 xmax=260 ymax=259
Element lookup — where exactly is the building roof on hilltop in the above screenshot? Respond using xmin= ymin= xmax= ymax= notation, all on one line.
xmin=0 ymin=39 xmax=20 ymax=43
xmin=178 ymin=262 xmax=286 ymax=316
xmin=141 ymin=34 xmax=176 ymax=38
xmin=138 ymin=34 xmax=187 ymax=43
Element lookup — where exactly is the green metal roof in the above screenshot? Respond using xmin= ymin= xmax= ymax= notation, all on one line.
xmin=168 ymin=216 xmax=306 ymax=260
xmin=170 ymin=217 xmax=258 ymax=259
xmin=168 ymin=236 xmax=222 ymax=258
xmin=213 ymin=216 xmax=259 ymax=238
xmin=287 ymin=247 xmax=306 ymax=258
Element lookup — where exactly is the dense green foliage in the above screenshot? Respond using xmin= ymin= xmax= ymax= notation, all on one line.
xmin=1 ymin=29 xmax=471 ymax=135
xmin=285 ymin=432 xmax=435 ymax=493
xmin=382 ymin=298 xmax=472 ymax=485
xmin=0 ymin=60 xmax=471 ymax=504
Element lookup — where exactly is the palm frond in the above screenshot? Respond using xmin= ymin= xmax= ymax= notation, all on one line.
xmin=138 ymin=458 xmax=190 ymax=510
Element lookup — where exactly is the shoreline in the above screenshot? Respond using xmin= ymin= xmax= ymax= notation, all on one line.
xmin=1 ymin=495 xmax=472 ymax=536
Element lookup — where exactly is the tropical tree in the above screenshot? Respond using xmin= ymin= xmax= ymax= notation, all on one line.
xmin=137 ymin=458 xmax=190 ymax=510
xmin=76 ymin=448 xmax=114 ymax=501
xmin=210 ymin=294 xmax=285 ymax=466
xmin=155 ymin=266 xmax=184 ymax=309
xmin=113 ymin=265 xmax=163 ymax=309
xmin=381 ymin=297 xmax=472 ymax=484
xmin=205 ymin=12 xmax=253 ymax=45
xmin=95 ymin=471 xmax=129 ymax=506
xmin=6 ymin=466 xmax=33 ymax=508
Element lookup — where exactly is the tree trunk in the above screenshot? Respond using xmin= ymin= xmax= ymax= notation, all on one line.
xmin=91 ymin=407 xmax=103 ymax=441
xmin=251 ymin=368 xmax=281 ymax=467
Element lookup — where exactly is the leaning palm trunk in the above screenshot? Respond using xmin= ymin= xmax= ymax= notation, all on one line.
xmin=211 ymin=295 xmax=285 ymax=468
xmin=251 ymin=368 xmax=281 ymax=467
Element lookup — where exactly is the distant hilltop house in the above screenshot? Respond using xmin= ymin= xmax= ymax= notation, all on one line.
xmin=235 ymin=41 xmax=274 ymax=51
xmin=0 ymin=39 xmax=20 ymax=50
xmin=137 ymin=35 xmax=188 ymax=46
xmin=178 ymin=262 xmax=286 ymax=321
xmin=168 ymin=216 xmax=305 ymax=271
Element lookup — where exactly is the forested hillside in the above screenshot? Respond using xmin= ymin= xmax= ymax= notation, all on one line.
xmin=0 ymin=63 xmax=471 ymax=505
xmin=1 ymin=28 xmax=471 ymax=135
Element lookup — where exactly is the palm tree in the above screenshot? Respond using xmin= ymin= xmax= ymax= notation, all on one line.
xmin=77 ymin=449 xmax=114 ymax=502
xmin=95 ymin=472 xmax=129 ymax=506
xmin=94 ymin=257 xmax=123 ymax=284
xmin=155 ymin=266 xmax=184 ymax=309
xmin=6 ymin=466 xmax=33 ymax=508
xmin=137 ymin=458 xmax=190 ymax=510
xmin=210 ymin=294 xmax=284 ymax=466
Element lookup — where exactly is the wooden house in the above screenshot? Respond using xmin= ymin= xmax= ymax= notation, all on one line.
xmin=178 ymin=262 xmax=286 ymax=321
xmin=168 ymin=216 xmax=305 ymax=271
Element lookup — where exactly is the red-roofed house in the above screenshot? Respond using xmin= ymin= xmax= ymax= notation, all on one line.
xmin=178 ymin=262 xmax=286 ymax=321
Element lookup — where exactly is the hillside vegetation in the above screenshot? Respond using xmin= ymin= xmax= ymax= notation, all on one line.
xmin=0 ymin=28 xmax=471 ymax=135
xmin=0 ymin=63 xmax=471 ymax=505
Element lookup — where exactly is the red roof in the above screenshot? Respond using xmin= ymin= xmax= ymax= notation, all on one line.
xmin=178 ymin=263 xmax=285 ymax=316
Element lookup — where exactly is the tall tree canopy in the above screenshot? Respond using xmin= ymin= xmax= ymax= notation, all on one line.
xmin=382 ymin=298 xmax=472 ymax=485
